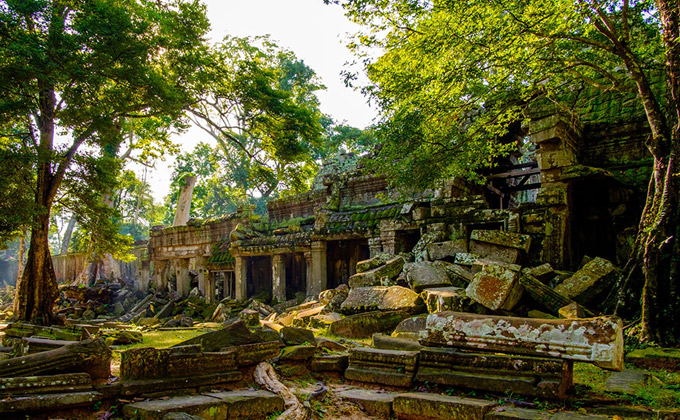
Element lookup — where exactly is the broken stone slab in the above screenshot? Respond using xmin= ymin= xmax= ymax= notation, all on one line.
xmin=291 ymin=306 xmax=325 ymax=328
xmin=421 ymin=312 xmax=624 ymax=371
xmin=404 ymin=261 xmax=453 ymax=292
xmin=373 ymin=333 xmax=422 ymax=352
xmin=356 ymin=253 xmax=394 ymax=273
xmin=310 ymin=354 xmax=349 ymax=372
xmin=318 ymin=285 xmax=348 ymax=313
xmin=162 ymin=413 xmax=206 ymax=420
xmin=470 ymin=230 xmax=532 ymax=253
xmin=465 ymin=263 xmax=524 ymax=311
xmin=421 ymin=287 xmax=483 ymax=314
xmin=415 ymin=347 xmax=573 ymax=399
xmin=471 ymin=258 xmax=522 ymax=274
xmin=119 ymin=372 xmax=242 ymax=396
xmin=523 ymin=263 xmax=556 ymax=284
xmin=0 ymin=391 xmax=103 ymax=414
xmin=207 ymin=390 xmax=285 ymax=419
xmin=239 ymin=308 xmax=260 ymax=327
xmin=120 ymin=346 xmax=239 ymax=380
xmin=315 ymin=337 xmax=347 ymax=352
xmin=336 ymin=388 xmax=397 ymax=418
xmin=223 ymin=341 xmax=281 ymax=367
xmin=172 ymin=320 xmax=261 ymax=352
xmin=427 ymin=240 xmax=467 ymax=261
xmin=0 ymin=337 xmax=111 ymax=382
xmin=349 ymin=256 xmax=406 ymax=288
xmin=280 ymin=326 xmax=316 ymax=346
xmin=454 ymin=253 xmax=481 ymax=266
xmin=393 ymin=392 xmax=498 ymax=420
xmin=0 ymin=372 xmax=92 ymax=396
xmin=559 ymin=302 xmax=587 ymax=319
xmin=340 ymin=286 xmax=424 ymax=314
xmin=15 ymin=337 xmax=78 ymax=355
xmin=308 ymin=312 xmax=343 ymax=329
xmin=345 ymin=347 xmax=419 ymax=387
xmin=469 ymin=241 xmax=521 ymax=264
xmin=605 ymin=369 xmax=650 ymax=394
xmin=438 ymin=261 xmax=474 ymax=285
xmin=1 ymin=322 xmax=86 ymax=345
xmin=519 ymin=274 xmax=596 ymax=317
xmin=330 ymin=310 xmax=410 ymax=338
xmin=279 ymin=345 xmax=315 ymax=361
xmin=554 ymin=257 xmax=621 ymax=305
xmin=392 ymin=314 xmax=428 ymax=340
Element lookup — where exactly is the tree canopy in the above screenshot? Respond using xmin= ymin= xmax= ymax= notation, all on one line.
xmin=0 ymin=0 xmax=211 ymax=323
xmin=331 ymin=0 xmax=679 ymax=344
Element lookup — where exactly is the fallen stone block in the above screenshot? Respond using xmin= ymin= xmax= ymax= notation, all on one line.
xmin=519 ymin=274 xmax=596 ymax=317
xmin=121 ymin=346 xmax=240 ymax=381
xmin=349 ymin=256 xmax=405 ymax=288
xmin=356 ymin=254 xmax=393 ymax=273
xmin=625 ymin=347 xmax=680 ymax=371
xmin=422 ymin=287 xmax=482 ymax=314
xmin=120 ymin=372 xmax=242 ymax=396
xmin=0 ymin=391 xmax=103 ymax=414
xmin=470 ymin=241 xmax=521 ymax=264
xmin=310 ymin=354 xmax=348 ymax=372
xmin=279 ymin=345 xmax=315 ymax=361
xmin=373 ymin=333 xmax=422 ymax=352
xmin=605 ymin=369 xmax=650 ymax=394
xmin=465 ymin=263 xmax=524 ymax=311
xmin=421 ymin=312 xmax=624 ymax=370
xmin=559 ymin=302 xmax=587 ymax=319
xmin=345 ymin=347 xmax=419 ymax=387
xmin=315 ymin=337 xmax=347 ymax=352
xmin=470 ymin=230 xmax=532 ymax=253
xmin=0 ymin=372 xmax=92 ymax=396
xmin=393 ymin=392 xmax=497 ymax=420
xmin=330 ymin=310 xmax=410 ymax=338
xmin=280 ymin=326 xmax=316 ymax=346
xmin=340 ymin=286 xmax=424 ymax=314
xmin=440 ymin=262 xmax=474 ymax=284
xmin=15 ymin=337 xmax=78 ymax=355
xmin=554 ymin=257 xmax=620 ymax=305
xmin=454 ymin=253 xmax=481 ymax=266
xmin=405 ymin=261 xmax=453 ymax=292
xmin=415 ymin=347 xmax=573 ymax=399
xmin=1 ymin=322 xmax=87 ymax=346
xmin=485 ymin=406 xmax=555 ymax=420
xmin=207 ymin=390 xmax=284 ymax=419
xmin=224 ymin=341 xmax=280 ymax=367
xmin=308 ymin=312 xmax=343 ymax=329
xmin=523 ymin=263 xmax=556 ymax=284
xmin=427 ymin=240 xmax=467 ymax=261
xmin=290 ymin=306 xmax=325 ymax=327
xmin=337 ymin=388 xmax=396 ymax=418
xmin=172 ymin=320 xmax=260 ymax=352
xmin=392 ymin=314 xmax=427 ymax=340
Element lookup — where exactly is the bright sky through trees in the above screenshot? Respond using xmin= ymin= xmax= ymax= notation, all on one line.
xmin=145 ymin=0 xmax=376 ymax=201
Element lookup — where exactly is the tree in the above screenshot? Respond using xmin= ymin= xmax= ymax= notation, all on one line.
xmin=187 ymin=36 xmax=327 ymax=205
xmin=331 ymin=0 xmax=679 ymax=344
xmin=0 ymin=0 xmax=210 ymax=324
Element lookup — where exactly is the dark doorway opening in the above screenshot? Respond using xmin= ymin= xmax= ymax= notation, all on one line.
xmin=285 ymin=253 xmax=307 ymax=300
xmin=247 ymin=256 xmax=272 ymax=300
xmin=327 ymin=239 xmax=370 ymax=289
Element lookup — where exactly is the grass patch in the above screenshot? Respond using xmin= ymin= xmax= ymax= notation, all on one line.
xmin=574 ymin=363 xmax=680 ymax=409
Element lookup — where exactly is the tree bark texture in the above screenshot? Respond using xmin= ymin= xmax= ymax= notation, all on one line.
xmin=253 ymin=362 xmax=307 ymax=420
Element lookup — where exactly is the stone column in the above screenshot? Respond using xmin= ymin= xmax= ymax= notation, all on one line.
xmin=380 ymin=230 xmax=397 ymax=255
xmin=137 ymin=261 xmax=150 ymax=292
xmin=272 ymin=254 xmax=286 ymax=303
xmin=368 ymin=237 xmax=382 ymax=258
xmin=153 ymin=260 xmax=168 ymax=293
xmin=310 ymin=241 xmax=327 ymax=296
xmin=172 ymin=175 xmax=197 ymax=227
xmin=176 ymin=259 xmax=191 ymax=297
xmin=195 ymin=257 xmax=214 ymax=303
xmin=304 ymin=252 xmax=312 ymax=296
xmin=234 ymin=255 xmax=248 ymax=301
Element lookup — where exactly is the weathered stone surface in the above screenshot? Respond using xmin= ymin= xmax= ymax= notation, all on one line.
xmin=121 ymin=347 xmax=238 ymax=380
xmin=239 ymin=308 xmax=260 ymax=327
xmin=310 ymin=354 xmax=349 ymax=372
xmin=422 ymin=287 xmax=481 ymax=314
xmin=393 ymin=392 xmax=497 ymax=420
xmin=427 ymin=240 xmax=467 ymax=261
xmin=485 ymin=407 xmax=553 ymax=420
xmin=315 ymin=337 xmax=347 ymax=352
xmin=470 ymin=241 xmax=521 ymax=264
xmin=16 ymin=337 xmax=78 ymax=354
xmin=421 ymin=312 xmax=624 ymax=370
xmin=162 ymin=413 xmax=206 ymax=420
xmin=0 ymin=373 xmax=92 ymax=396
xmin=0 ymin=391 xmax=102 ymax=414
xmin=1 ymin=322 xmax=86 ymax=345
xmin=405 ymin=261 xmax=453 ymax=292
xmin=437 ymin=261 xmax=473 ymax=285
xmin=119 ymin=372 xmax=243 ymax=396
xmin=280 ymin=326 xmax=316 ymax=346
xmin=279 ymin=345 xmax=315 ymax=361
xmin=559 ymin=302 xmax=586 ymax=319
xmin=392 ymin=314 xmax=428 ymax=340
xmin=356 ymin=254 xmax=393 ymax=273
xmin=330 ymin=310 xmax=410 ymax=338
xmin=465 ymin=263 xmax=524 ymax=311
xmin=554 ymin=257 xmax=620 ymax=305
xmin=224 ymin=341 xmax=280 ymax=366
xmin=373 ymin=333 xmax=423 ymax=352
xmin=454 ymin=253 xmax=481 ymax=266
xmin=416 ymin=347 xmax=572 ymax=399
xmin=605 ymin=369 xmax=650 ymax=393
xmin=349 ymin=256 xmax=405 ymax=288
xmin=625 ymin=347 xmax=680 ymax=371
xmin=206 ymin=390 xmax=284 ymax=419
xmin=172 ymin=320 xmax=260 ymax=352
xmin=346 ymin=347 xmax=419 ymax=387
xmin=470 ymin=230 xmax=532 ymax=253
xmin=340 ymin=286 xmax=424 ymax=314
xmin=309 ymin=312 xmax=343 ymax=328
xmin=337 ymin=388 xmax=397 ymax=417
xmin=318 ymin=286 xmax=348 ymax=313
xmin=519 ymin=274 xmax=596 ymax=317
xmin=523 ymin=263 xmax=556 ymax=284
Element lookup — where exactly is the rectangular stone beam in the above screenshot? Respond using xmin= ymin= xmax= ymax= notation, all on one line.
xmin=420 ymin=311 xmax=623 ymax=371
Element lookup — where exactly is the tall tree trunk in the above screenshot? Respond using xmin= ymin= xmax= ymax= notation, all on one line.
xmin=16 ymin=226 xmax=28 ymax=285
xmin=60 ymin=217 xmax=76 ymax=255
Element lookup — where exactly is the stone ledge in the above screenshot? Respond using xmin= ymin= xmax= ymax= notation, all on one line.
xmin=393 ymin=392 xmax=497 ymax=420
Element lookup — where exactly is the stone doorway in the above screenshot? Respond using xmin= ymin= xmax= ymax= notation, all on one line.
xmin=326 ymin=239 xmax=370 ymax=289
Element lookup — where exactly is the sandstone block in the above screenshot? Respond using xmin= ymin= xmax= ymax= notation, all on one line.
xmin=554 ymin=257 xmax=620 ymax=305
xmin=349 ymin=256 xmax=405 ymax=288
xmin=337 ymin=388 xmax=397 ymax=417
xmin=340 ymin=286 xmax=424 ymax=314
xmin=469 ymin=241 xmax=521 ymax=264
xmin=346 ymin=347 xmax=419 ymax=387
xmin=470 ymin=230 xmax=532 ymax=253
xmin=421 ymin=287 xmax=480 ymax=314
xmin=310 ymin=354 xmax=348 ymax=372
xmin=427 ymin=240 xmax=467 ymax=261
xmin=393 ymin=393 xmax=497 ymax=420
xmin=392 ymin=314 xmax=428 ymax=340
xmin=466 ymin=263 xmax=524 ymax=311
xmin=330 ymin=310 xmax=410 ymax=338
xmin=356 ymin=254 xmax=393 ymax=273
xmin=405 ymin=261 xmax=453 ymax=292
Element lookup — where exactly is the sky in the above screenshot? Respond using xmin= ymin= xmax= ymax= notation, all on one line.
xmin=143 ymin=0 xmax=378 ymax=202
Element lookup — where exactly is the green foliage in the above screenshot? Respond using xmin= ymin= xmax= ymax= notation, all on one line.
xmin=331 ymin=0 xmax=665 ymax=189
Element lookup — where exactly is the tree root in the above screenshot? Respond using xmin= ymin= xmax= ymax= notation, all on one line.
xmin=253 ymin=362 xmax=307 ymax=420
